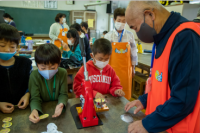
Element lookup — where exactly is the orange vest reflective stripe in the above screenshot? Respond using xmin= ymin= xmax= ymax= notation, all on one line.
xmin=146 ymin=22 xmax=200 ymax=133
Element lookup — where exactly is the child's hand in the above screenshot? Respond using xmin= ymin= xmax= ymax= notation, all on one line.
xmin=95 ymin=92 xmax=105 ymax=99
xmin=29 ymin=109 xmax=40 ymax=123
xmin=58 ymin=38 xmax=63 ymax=42
xmin=114 ymin=89 xmax=125 ymax=97
xmin=52 ymin=103 xmax=64 ymax=118
xmin=18 ymin=92 xmax=30 ymax=109
xmin=0 ymin=102 xmax=14 ymax=113
xmin=62 ymin=42 xmax=70 ymax=51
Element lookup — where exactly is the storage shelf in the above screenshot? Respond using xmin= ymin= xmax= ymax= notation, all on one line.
xmin=70 ymin=10 xmax=97 ymax=30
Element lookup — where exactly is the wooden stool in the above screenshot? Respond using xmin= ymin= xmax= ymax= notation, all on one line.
xmin=132 ymin=72 xmax=148 ymax=99
xmin=136 ymin=63 xmax=150 ymax=77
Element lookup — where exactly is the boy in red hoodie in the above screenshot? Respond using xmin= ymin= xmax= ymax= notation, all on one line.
xmin=73 ymin=38 xmax=125 ymax=98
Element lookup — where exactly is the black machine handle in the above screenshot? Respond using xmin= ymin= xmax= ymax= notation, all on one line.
xmin=79 ymin=38 xmax=86 ymax=57
xmin=79 ymin=38 xmax=88 ymax=81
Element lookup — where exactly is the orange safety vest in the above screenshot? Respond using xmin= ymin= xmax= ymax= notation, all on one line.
xmin=109 ymin=42 xmax=132 ymax=100
xmin=54 ymin=28 xmax=68 ymax=50
xmin=146 ymin=22 xmax=200 ymax=133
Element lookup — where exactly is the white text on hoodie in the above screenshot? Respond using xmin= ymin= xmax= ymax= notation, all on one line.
xmin=89 ymin=75 xmax=111 ymax=84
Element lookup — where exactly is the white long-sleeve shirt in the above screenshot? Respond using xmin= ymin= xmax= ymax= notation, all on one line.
xmin=104 ymin=28 xmax=138 ymax=66
xmin=49 ymin=22 xmax=70 ymax=43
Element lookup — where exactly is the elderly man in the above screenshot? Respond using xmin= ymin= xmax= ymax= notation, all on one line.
xmin=125 ymin=1 xmax=200 ymax=133
xmin=193 ymin=8 xmax=200 ymax=23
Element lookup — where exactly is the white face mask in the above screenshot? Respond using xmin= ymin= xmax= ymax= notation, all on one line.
xmin=62 ymin=18 xmax=66 ymax=23
xmin=4 ymin=19 xmax=8 ymax=23
xmin=115 ymin=22 xmax=125 ymax=31
xmin=94 ymin=58 xmax=109 ymax=69
xmin=67 ymin=39 xmax=74 ymax=46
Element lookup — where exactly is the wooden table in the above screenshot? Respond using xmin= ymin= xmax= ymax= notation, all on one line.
xmin=26 ymin=34 xmax=50 ymax=40
xmin=0 ymin=95 xmax=146 ymax=133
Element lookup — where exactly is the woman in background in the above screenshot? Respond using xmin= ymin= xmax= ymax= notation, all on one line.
xmin=3 ymin=13 xmax=16 ymax=28
xmin=49 ymin=13 xmax=69 ymax=49
xmin=80 ymin=22 xmax=90 ymax=41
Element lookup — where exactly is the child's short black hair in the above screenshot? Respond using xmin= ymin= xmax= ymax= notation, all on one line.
xmin=3 ymin=13 xmax=13 ymax=20
xmin=0 ymin=23 xmax=20 ymax=45
xmin=92 ymin=38 xmax=112 ymax=56
xmin=103 ymin=31 xmax=108 ymax=34
xmin=80 ymin=22 xmax=88 ymax=30
xmin=114 ymin=8 xmax=125 ymax=20
xmin=35 ymin=44 xmax=61 ymax=65
xmin=70 ymin=23 xmax=82 ymax=32
xmin=55 ymin=13 xmax=65 ymax=22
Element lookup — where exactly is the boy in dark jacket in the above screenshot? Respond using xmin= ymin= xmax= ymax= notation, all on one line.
xmin=0 ymin=23 xmax=32 ymax=113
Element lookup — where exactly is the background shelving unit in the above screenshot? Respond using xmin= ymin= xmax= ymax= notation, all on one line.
xmin=70 ymin=10 xmax=97 ymax=30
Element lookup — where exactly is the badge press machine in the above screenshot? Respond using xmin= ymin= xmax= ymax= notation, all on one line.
xmin=70 ymin=38 xmax=109 ymax=128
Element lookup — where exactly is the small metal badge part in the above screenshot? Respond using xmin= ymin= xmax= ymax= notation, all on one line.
xmin=120 ymin=114 xmax=134 ymax=123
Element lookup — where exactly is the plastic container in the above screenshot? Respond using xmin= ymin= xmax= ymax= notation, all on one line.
xmin=25 ymin=37 xmax=33 ymax=50
xmin=138 ymin=43 xmax=143 ymax=53
xmin=21 ymin=35 xmax=26 ymax=46
xmin=26 ymin=40 xmax=33 ymax=50
xmin=92 ymin=38 xmax=95 ymax=44
xmin=46 ymin=40 xmax=50 ymax=44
